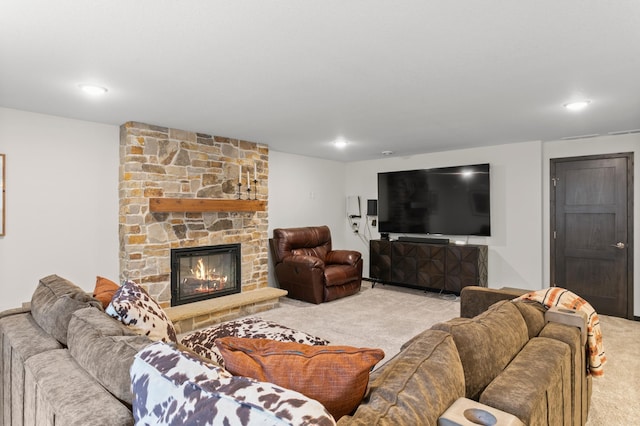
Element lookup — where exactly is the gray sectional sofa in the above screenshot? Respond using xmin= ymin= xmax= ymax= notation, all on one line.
xmin=1 ymin=276 xmax=591 ymax=426
xmin=0 ymin=275 xmax=150 ymax=425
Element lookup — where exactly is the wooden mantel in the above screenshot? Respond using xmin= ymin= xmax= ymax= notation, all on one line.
xmin=149 ymin=198 xmax=266 ymax=213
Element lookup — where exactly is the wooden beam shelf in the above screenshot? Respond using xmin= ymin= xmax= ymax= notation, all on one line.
xmin=149 ymin=198 xmax=266 ymax=213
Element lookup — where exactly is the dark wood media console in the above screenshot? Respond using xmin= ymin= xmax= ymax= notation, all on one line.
xmin=369 ymin=239 xmax=488 ymax=294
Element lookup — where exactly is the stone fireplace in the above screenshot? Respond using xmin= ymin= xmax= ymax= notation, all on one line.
xmin=118 ymin=122 xmax=277 ymax=329
xmin=171 ymin=244 xmax=241 ymax=306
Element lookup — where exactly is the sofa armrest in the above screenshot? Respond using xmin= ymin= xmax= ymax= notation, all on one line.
xmin=460 ymin=286 xmax=529 ymax=318
xmin=479 ymin=337 xmax=572 ymax=426
xmin=326 ymin=250 xmax=361 ymax=267
xmin=539 ymin=321 xmax=585 ymax=377
xmin=545 ymin=306 xmax=588 ymax=346
xmin=538 ymin=321 xmax=587 ymax=425
xmin=0 ymin=306 xmax=31 ymax=320
xmin=439 ymin=398 xmax=525 ymax=426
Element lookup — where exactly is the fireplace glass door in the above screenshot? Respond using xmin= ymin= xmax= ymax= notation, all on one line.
xmin=171 ymin=244 xmax=241 ymax=306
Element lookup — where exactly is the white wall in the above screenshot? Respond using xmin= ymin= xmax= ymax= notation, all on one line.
xmin=344 ymin=140 xmax=544 ymax=290
xmin=543 ymin=134 xmax=639 ymax=316
xmin=267 ymin=151 xmax=348 ymax=286
xmin=1 ymin=108 xmax=636 ymax=316
xmin=268 ymin=141 xmax=546 ymax=292
xmin=0 ymin=108 xmax=119 ymax=311
xmin=267 ymin=151 xmax=348 ymax=243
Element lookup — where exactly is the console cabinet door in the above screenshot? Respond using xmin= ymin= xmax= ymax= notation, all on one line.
xmin=445 ymin=245 xmax=487 ymax=293
xmin=391 ymin=242 xmax=419 ymax=285
xmin=370 ymin=240 xmax=391 ymax=282
xmin=416 ymin=244 xmax=445 ymax=289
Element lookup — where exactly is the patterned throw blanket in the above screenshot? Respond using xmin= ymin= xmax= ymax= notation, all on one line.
xmin=514 ymin=287 xmax=606 ymax=377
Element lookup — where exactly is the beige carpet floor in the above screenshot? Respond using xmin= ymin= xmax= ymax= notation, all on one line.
xmin=243 ymin=281 xmax=639 ymax=426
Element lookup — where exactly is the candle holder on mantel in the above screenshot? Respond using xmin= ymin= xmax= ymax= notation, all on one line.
xmin=237 ymin=180 xmax=258 ymax=200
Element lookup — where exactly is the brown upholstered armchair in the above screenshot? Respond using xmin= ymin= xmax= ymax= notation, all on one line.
xmin=270 ymin=226 xmax=363 ymax=304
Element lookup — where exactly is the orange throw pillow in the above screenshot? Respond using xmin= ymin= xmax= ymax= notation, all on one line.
xmin=93 ymin=276 xmax=120 ymax=309
xmin=215 ymin=337 xmax=384 ymax=420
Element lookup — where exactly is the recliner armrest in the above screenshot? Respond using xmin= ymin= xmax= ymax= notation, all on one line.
xmin=282 ymin=255 xmax=325 ymax=269
xmin=326 ymin=250 xmax=361 ymax=266
xmin=274 ymin=255 xmax=326 ymax=304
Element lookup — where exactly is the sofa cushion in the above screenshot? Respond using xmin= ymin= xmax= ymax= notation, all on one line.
xmin=30 ymin=274 xmax=103 ymax=345
xmin=24 ymin=349 xmax=133 ymax=425
xmin=216 ymin=337 xmax=384 ymax=420
xmin=93 ymin=276 xmax=120 ymax=309
xmin=512 ymin=300 xmax=547 ymax=339
xmin=480 ymin=337 xmax=572 ymax=426
xmin=67 ymin=307 xmax=151 ymax=404
xmin=180 ymin=317 xmax=329 ymax=366
xmin=131 ymin=341 xmax=336 ymax=426
xmin=106 ymin=280 xmax=177 ymax=343
xmin=337 ymin=329 xmax=465 ymax=426
xmin=431 ymin=300 xmax=529 ymax=400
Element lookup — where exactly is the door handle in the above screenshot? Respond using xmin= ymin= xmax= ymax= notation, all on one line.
xmin=610 ymin=242 xmax=626 ymax=249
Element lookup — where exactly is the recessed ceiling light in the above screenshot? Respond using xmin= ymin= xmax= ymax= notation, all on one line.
xmin=78 ymin=84 xmax=108 ymax=95
xmin=563 ymin=100 xmax=591 ymax=111
xmin=381 ymin=150 xmax=393 ymax=156
xmin=333 ymin=137 xmax=348 ymax=148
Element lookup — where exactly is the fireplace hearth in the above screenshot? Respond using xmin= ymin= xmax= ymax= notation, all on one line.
xmin=171 ymin=244 xmax=241 ymax=306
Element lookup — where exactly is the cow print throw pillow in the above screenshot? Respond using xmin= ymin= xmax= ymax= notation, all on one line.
xmin=180 ymin=317 xmax=329 ymax=366
xmin=106 ymin=280 xmax=177 ymax=343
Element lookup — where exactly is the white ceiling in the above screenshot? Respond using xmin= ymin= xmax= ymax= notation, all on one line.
xmin=1 ymin=1 xmax=639 ymax=162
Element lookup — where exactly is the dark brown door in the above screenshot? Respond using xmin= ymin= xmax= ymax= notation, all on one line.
xmin=551 ymin=153 xmax=633 ymax=318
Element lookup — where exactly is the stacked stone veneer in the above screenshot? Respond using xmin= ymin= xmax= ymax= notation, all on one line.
xmin=119 ymin=121 xmax=269 ymax=308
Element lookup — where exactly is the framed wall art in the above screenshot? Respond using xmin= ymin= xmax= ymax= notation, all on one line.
xmin=0 ymin=154 xmax=4 ymax=236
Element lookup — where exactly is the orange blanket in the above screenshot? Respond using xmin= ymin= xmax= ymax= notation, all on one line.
xmin=514 ymin=287 xmax=606 ymax=377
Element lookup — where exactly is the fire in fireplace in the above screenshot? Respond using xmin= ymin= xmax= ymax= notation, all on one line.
xmin=170 ymin=244 xmax=241 ymax=306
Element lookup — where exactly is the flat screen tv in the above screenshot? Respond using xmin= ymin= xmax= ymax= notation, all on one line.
xmin=378 ymin=163 xmax=491 ymax=236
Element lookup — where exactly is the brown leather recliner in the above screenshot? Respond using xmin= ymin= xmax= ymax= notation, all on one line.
xmin=270 ymin=226 xmax=363 ymax=304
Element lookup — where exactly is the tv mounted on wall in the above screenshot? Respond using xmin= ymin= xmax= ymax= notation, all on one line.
xmin=378 ymin=163 xmax=491 ymax=237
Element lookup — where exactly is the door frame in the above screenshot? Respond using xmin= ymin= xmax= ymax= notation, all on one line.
xmin=550 ymin=152 xmax=634 ymax=319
